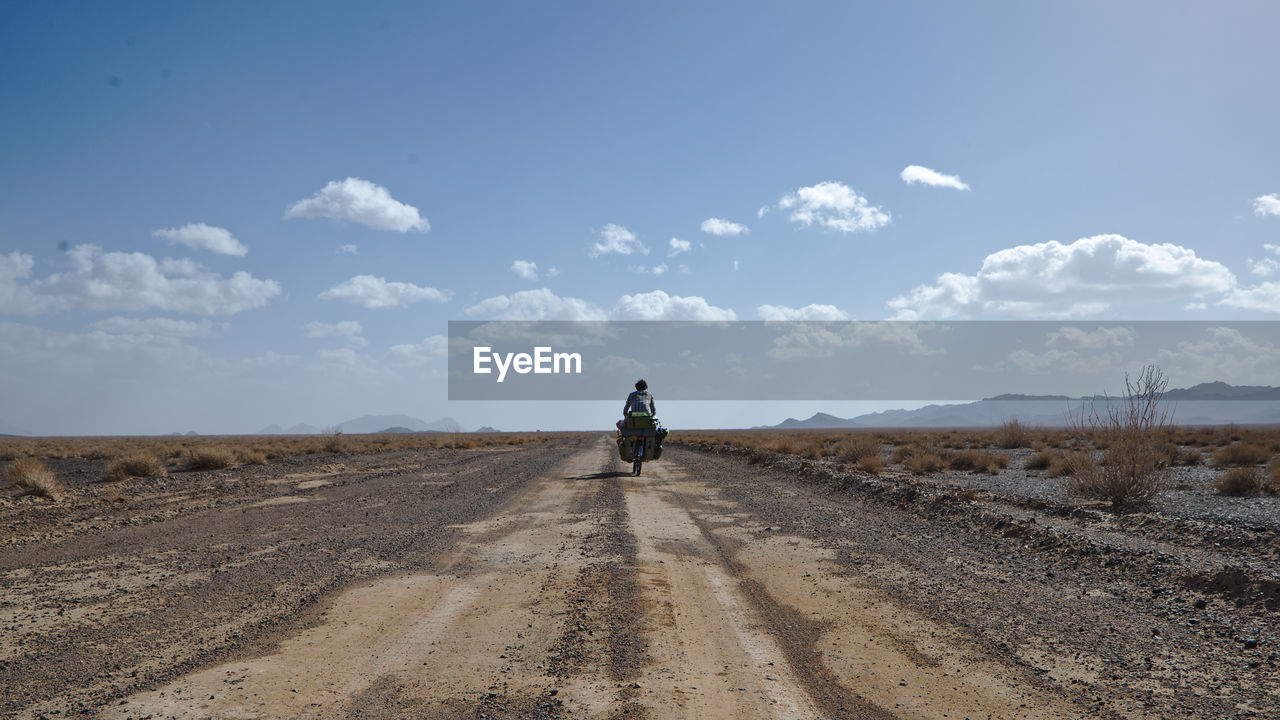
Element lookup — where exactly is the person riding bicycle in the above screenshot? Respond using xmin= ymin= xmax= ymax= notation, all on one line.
xmin=623 ymin=379 xmax=655 ymax=418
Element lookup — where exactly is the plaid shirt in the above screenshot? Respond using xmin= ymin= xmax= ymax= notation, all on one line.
xmin=624 ymin=390 xmax=655 ymax=415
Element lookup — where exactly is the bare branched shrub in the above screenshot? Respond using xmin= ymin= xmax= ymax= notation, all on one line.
xmin=5 ymin=458 xmax=64 ymax=500
xmin=106 ymin=453 xmax=168 ymax=482
xmin=1214 ymin=467 xmax=1264 ymax=496
xmin=1211 ymin=443 xmax=1270 ymax=467
xmin=1065 ymin=365 xmax=1172 ymax=509
xmin=321 ymin=428 xmax=347 ymax=454
xmin=184 ymin=447 xmax=236 ymax=470
xmin=996 ymin=418 xmax=1029 ymax=449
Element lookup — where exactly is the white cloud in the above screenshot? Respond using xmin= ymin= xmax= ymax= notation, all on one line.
xmin=285 ymin=177 xmax=429 ymax=232
xmin=388 ymin=335 xmax=448 ymax=365
xmin=336 ymin=244 xmax=359 ymax=255
xmin=629 ymin=264 xmax=669 ymax=276
xmin=466 ymin=288 xmax=607 ymax=320
xmin=511 ymin=260 xmax=538 ymax=280
xmin=589 ymin=224 xmax=648 ymax=257
xmin=0 ymin=245 xmax=281 ymax=316
xmin=733 ymin=259 xmax=739 ymax=272
xmin=777 ymin=181 xmax=890 ymax=234
xmin=1254 ymin=194 xmax=1280 ymax=217
xmin=1249 ymin=244 xmax=1280 ymax=277
xmin=91 ymin=317 xmax=218 ymax=337
xmin=668 ymin=238 xmax=691 ymax=256
xmin=700 ymin=218 xmax=748 ymax=237
xmin=1252 ymin=258 xmax=1280 ymax=277
xmin=889 ymin=234 xmax=1236 ymax=319
xmin=900 ymin=165 xmax=970 ymax=191
xmin=303 ymin=320 xmax=366 ymax=346
xmin=546 ymin=267 xmax=560 ymax=278
xmin=318 ymin=275 xmax=451 ymax=309
xmin=756 ymin=206 xmax=769 ymax=219
xmin=152 ymin=223 xmax=248 ymax=256
xmin=611 ymin=290 xmax=737 ymax=320
xmin=757 ymin=303 xmax=850 ymax=321
xmin=1046 ymin=326 xmax=1134 ymax=349
xmin=1219 ymin=282 xmax=1280 ymax=312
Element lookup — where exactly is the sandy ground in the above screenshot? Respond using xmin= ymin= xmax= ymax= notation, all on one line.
xmin=3 ymin=437 xmax=1278 ymax=718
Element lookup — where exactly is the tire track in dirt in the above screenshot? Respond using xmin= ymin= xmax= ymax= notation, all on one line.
xmin=627 ymin=456 xmax=1091 ymax=720
xmin=103 ymin=444 xmax=614 ymax=719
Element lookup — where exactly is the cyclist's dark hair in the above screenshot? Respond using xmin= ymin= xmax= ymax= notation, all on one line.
xmin=635 ymin=379 xmax=647 ymax=391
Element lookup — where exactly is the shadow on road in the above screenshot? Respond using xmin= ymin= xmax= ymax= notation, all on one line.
xmin=567 ymin=471 xmax=631 ymax=481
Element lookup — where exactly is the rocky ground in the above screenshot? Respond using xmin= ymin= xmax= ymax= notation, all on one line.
xmin=1 ymin=436 xmax=1277 ymax=719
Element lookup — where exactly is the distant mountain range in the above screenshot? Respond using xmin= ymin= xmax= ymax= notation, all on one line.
xmin=256 ymin=414 xmax=466 ymax=435
xmin=759 ymin=382 xmax=1280 ymax=430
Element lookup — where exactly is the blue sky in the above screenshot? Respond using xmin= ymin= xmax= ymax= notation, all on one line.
xmin=2 ymin=1 xmax=1278 ymax=434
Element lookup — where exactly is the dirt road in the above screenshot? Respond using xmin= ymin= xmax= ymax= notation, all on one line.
xmin=4 ymin=438 xmax=1278 ymax=718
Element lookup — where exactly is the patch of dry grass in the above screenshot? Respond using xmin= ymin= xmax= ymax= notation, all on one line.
xmin=1211 ymin=443 xmax=1271 ymax=467
xmin=1214 ymin=467 xmax=1265 ymax=496
xmin=5 ymin=457 xmax=63 ymax=500
xmin=184 ymin=447 xmax=237 ymax=471
xmin=106 ymin=453 xmax=168 ymax=482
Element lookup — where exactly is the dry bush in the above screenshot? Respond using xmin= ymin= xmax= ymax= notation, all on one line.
xmin=106 ymin=453 xmax=167 ymax=482
xmin=5 ymin=458 xmax=63 ymax=500
xmin=1065 ymin=365 xmax=1172 ymax=509
xmin=906 ymin=452 xmax=946 ymax=474
xmin=184 ymin=447 xmax=236 ymax=470
xmin=234 ymin=448 xmax=267 ymax=465
xmin=834 ymin=436 xmax=880 ymax=464
xmin=1174 ymin=447 xmax=1205 ymax=466
xmin=856 ymin=454 xmax=884 ymax=475
xmin=891 ymin=444 xmax=917 ymax=464
xmin=996 ymin=418 xmax=1029 ymax=449
xmin=1211 ymin=443 xmax=1270 ymax=467
xmin=1024 ymin=450 xmax=1056 ymax=471
xmin=321 ymin=429 xmax=347 ymax=454
xmin=947 ymin=449 xmax=1009 ymax=474
xmin=1214 ymin=467 xmax=1264 ymax=496
xmin=1269 ymin=460 xmax=1280 ymax=495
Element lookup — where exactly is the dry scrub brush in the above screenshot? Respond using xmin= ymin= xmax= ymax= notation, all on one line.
xmin=106 ymin=453 xmax=167 ymax=482
xmin=1213 ymin=467 xmax=1269 ymax=496
xmin=1065 ymin=365 xmax=1172 ymax=509
xmin=183 ymin=446 xmax=237 ymax=470
xmin=4 ymin=458 xmax=64 ymax=500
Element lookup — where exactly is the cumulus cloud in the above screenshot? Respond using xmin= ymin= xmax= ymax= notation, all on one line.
xmin=611 ymin=290 xmax=736 ymax=320
xmin=756 ymin=303 xmax=850 ymax=321
xmin=319 ymin=275 xmax=451 ymax=309
xmin=152 ymin=223 xmax=247 ymax=256
xmin=900 ymin=165 xmax=970 ymax=191
xmin=388 ymin=335 xmax=449 ymax=365
xmin=589 ymin=224 xmax=648 ymax=257
xmin=668 ymin=238 xmax=691 ymax=256
xmin=303 ymin=320 xmax=366 ymax=346
xmin=0 ymin=245 xmax=281 ymax=316
xmin=1219 ymin=282 xmax=1280 ymax=312
xmin=888 ymin=234 xmax=1236 ymax=319
xmin=91 ymin=317 xmax=218 ymax=337
xmin=285 ymin=177 xmax=428 ymax=232
xmin=629 ymin=264 xmax=669 ymax=276
xmin=777 ymin=181 xmax=890 ymax=233
xmin=466 ymin=288 xmax=607 ymax=321
xmin=700 ymin=218 xmax=748 ymax=237
xmin=1254 ymin=194 xmax=1280 ymax=217
xmin=1249 ymin=244 xmax=1280 ymax=277
xmin=511 ymin=260 xmax=538 ymax=280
